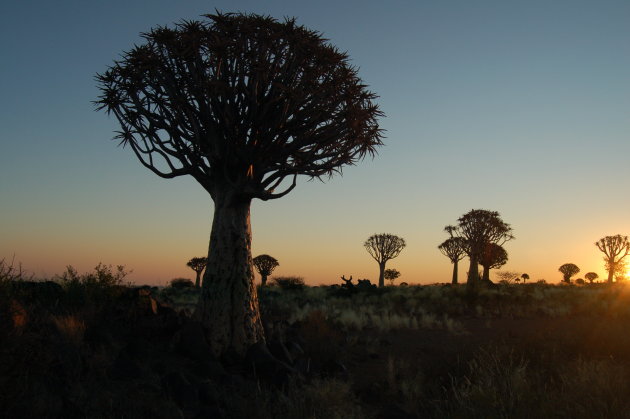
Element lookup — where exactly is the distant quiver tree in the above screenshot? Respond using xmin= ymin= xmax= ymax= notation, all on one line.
xmin=559 ymin=263 xmax=580 ymax=283
xmin=478 ymin=243 xmax=508 ymax=282
xmin=584 ymin=272 xmax=598 ymax=284
xmin=95 ymin=12 xmax=383 ymax=356
xmin=383 ymin=268 xmax=401 ymax=285
xmin=449 ymin=209 xmax=514 ymax=288
xmin=438 ymin=234 xmax=466 ymax=284
xmin=595 ymin=235 xmax=630 ymax=283
xmin=520 ymin=273 xmax=529 ymax=283
xmin=186 ymin=256 xmax=208 ymax=288
xmin=364 ymin=234 xmax=406 ymax=287
xmin=252 ymin=254 xmax=279 ymax=286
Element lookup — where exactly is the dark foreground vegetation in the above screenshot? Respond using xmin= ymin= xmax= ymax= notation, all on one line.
xmin=4 ymin=263 xmax=630 ymax=418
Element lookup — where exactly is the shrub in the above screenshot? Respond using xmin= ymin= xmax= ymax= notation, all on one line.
xmin=271 ymin=276 xmax=305 ymax=290
xmin=169 ymin=278 xmax=194 ymax=289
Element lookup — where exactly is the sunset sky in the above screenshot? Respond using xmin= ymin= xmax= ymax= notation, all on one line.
xmin=1 ymin=1 xmax=629 ymax=286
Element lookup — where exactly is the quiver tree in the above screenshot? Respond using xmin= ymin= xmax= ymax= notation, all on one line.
xmin=595 ymin=235 xmax=630 ymax=283
xmin=438 ymin=236 xmax=466 ymax=284
xmin=478 ymin=243 xmax=508 ymax=283
xmin=451 ymin=210 xmax=514 ymax=288
xmin=364 ymin=234 xmax=406 ymax=287
xmin=559 ymin=263 xmax=580 ymax=283
xmin=383 ymin=268 xmax=401 ymax=285
xmin=520 ymin=273 xmax=529 ymax=283
xmin=95 ymin=12 xmax=383 ymax=356
xmin=584 ymin=272 xmax=599 ymax=284
xmin=252 ymin=254 xmax=279 ymax=286
xmin=186 ymin=256 xmax=208 ymax=288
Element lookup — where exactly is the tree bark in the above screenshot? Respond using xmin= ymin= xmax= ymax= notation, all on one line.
xmin=451 ymin=261 xmax=458 ymax=284
xmin=195 ymin=194 xmax=265 ymax=357
xmin=481 ymin=265 xmax=490 ymax=282
xmin=378 ymin=261 xmax=386 ymax=287
xmin=261 ymin=274 xmax=268 ymax=286
xmin=608 ymin=262 xmax=615 ymax=283
xmin=195 ymin=271 xmax=202 ymax=288
xmin=467 ymin=256 xmax=480 ymax=288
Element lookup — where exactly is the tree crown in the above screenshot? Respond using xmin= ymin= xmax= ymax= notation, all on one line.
xmin=252 ymin=254 xmax=279 ymax=276
xmin=364 ymin=233 xmax=406 ymax=263
xmin=186 ymin=256 xmax=208 ymax=272
xmin=438 ymin=236 xmax=466 ymax=263
xmin=479 ymin=243 xmax=508 ymax=270
xmin=95 ymin=12 xmax=383 ymax=202
xmin=595 ymin=235 xmax=630 ymax=264
xmin=559 ymin=263 xmax=580 ymax=280
xmin=455 ymin=209 xmax=514 ymax=256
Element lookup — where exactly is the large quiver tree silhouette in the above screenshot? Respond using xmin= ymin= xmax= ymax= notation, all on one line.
xmin=453 ymin=209 xmax=514 ymax=288
xmin=364 ymin=234 xmax=406 ymax=287
xmin=252 ymin=254 xmax=279 ymax=286
xmin=478 ymin=243 xmax=508 ymax=282
xmin=595 ymin=235 xmax=630 ymax=283
xmin=559 ymin=263 xmax=580 ymax=283
xmin=95 ymin=12 xmax=383 ymax=356
xmin=438 ymin=236 xmax=466 ymax=284
xmin=186 ymin=256 xmax=208 ymax=288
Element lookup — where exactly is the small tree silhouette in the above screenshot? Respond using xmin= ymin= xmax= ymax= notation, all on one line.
xmin=584 ymin=272 xmax=599 ymax=283
xmin=186 ymin=257 xmax=208 ymax=288
xmin=520 ymin=273 xmax=529 ymax=283
xmin=496 ymin=270 xmax=520 ymax=284
xmin=595 ymin=235 xmax=630 ymax=283
xmin=96 ymin=12 xmax=383 ymax=356
xmin=252 ymin=255 xmax=279 ymax=286
xmin=383 ymin=268 xmax=401 ymax=285
xmin=559 ymin=263 xmax=580 ymax=283
xmin=438 ymin=234 xmax=466 ymax=284
xmin=478 ymin=243 xmax=508 ymax=283
xmin=364 ymin=234 xmax=406 ymax=287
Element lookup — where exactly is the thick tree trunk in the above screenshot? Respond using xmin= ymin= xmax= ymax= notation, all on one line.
xmin=195 ymin=271 xmax=202 ymax=288
xmin=378 ymin=261 xmax=386 ymax=287
xmin=481 ymin=265 xmax=490 ymax=282
xmin=608 ymin=262 xmax=615 ymax=283
xmin=467 ymin=256 xmax=480 ymax=288
xmin=451 ymin=261 xmax=458 ymax=284
xmin=195 ymin=195 xmax=264 ymax=357
xmin=261 ymin=274 xmax=268 ymax=286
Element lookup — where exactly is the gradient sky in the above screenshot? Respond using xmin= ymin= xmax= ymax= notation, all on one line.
xmin=1 ymin=0 xmax=629 ymax=286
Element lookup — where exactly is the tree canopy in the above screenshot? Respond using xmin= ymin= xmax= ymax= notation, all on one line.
xmin=559 ymin=263 xmax=580 ymax=283
xmin=96 ymin=12 xmax=384 ymax=356
xmin=252 ymin=254 xmax=279 ymax=286
xmin=595 ymin=235 xmax=630 ymax=283
xmin=364 ymin=234 xmax=406 ymax=287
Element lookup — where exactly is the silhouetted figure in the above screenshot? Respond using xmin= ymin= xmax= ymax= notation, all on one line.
xmin=559 ymin=263 xmax=580 ymax=283
xmin=364 ymin=234 xmax=406 ymax=287
xmin=186 ymin=257 xmax=208 ymax=288
xmin=96 ymin=12 xmax=383 ymax=356
xmin=595 ymin=235 xmax=630 ymax=283
xmin=252 ymin=255 xmax=279 ymax=286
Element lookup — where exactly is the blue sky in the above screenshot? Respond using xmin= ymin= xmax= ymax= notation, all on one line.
xmin=1 ymin=0 xmax=629 ymax=284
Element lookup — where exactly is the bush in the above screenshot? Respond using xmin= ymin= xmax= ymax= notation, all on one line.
xmin=169 ymin=278 xmax=194 ymax=289
xmin=271 ymin=276 xmax=305 ymax=290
